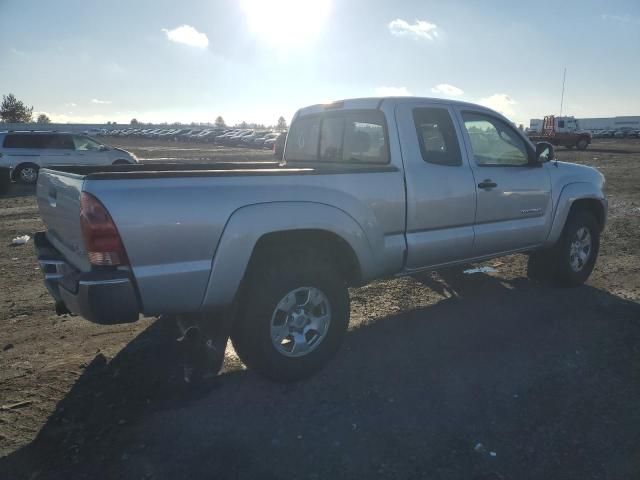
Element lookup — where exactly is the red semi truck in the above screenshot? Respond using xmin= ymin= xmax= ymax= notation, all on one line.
xmin=528 ymin=116 xmax=592 ymax=150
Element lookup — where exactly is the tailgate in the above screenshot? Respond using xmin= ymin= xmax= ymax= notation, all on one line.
xmin=36 ymin=169 xmax=91 ymax=272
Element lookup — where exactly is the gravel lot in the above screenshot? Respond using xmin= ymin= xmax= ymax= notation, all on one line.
xmin=1 ymin=138 xmax=639 ymax=479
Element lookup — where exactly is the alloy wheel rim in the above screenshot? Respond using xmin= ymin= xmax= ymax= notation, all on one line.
xmin=270 ymin=287 xmax=332 ymax=357
xmin=569 ymin=227 xmax=592 ymax=272
xmin=20 ymin=168 xmax=37 ymax=183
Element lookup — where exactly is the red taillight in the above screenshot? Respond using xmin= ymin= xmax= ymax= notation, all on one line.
xmin=80 ymin=192 xmax=128 ymax=266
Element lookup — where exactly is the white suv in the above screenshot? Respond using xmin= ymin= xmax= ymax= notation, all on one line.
xmin=0 ymin=131 xmax=138 ymax=185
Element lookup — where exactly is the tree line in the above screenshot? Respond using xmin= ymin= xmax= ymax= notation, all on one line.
xmin=0 ymin=93 xmax=50 ymax=124
xmin=1 ymin=93 xmax=287 ymax=129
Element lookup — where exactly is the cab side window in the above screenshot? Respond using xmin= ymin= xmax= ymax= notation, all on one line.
xmin=3 ymin=134 xmax=42 ymax=148
xmin=413 ymin=107 xmax=462 ymax=166
xmin=462 ymin=112 xmax=529 ymax=167
xmin=44 ymin=134 xmax=74 ymax=149
xmin=73 ymin=135 xmax=102 ymax=151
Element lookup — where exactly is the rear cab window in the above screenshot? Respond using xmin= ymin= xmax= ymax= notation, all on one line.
xmin=285 ymin=110 xmax=389 ymax=164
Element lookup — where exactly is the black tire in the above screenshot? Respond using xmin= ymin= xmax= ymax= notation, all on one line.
xmin=576 ymin=138 xmax=589 ymax=150
xmin=527 ymin=210 xmax=600 ymax=287
xmin=231 ymin=248 xmax=350 ymax=382
xmin=0 ymin=167 xmax=10 ymax=195
xmin=14 ymin=163 xmax=39 ymax=185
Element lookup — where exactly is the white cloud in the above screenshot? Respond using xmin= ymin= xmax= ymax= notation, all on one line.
xmin=601 ymin=14 xmax=640 ymax=24
xmin=375 ymin=86 xmax=412 ymax=97
xmin=388 ymin=18 xmax=438 ymax=40
xmin=431 ymin=83 xmax=464 ymax=97
xmin=479 ymin=94 xmax=517 ymax=117
xmin=66 ymin=102 xmax=77 ymax=107
xmin=91 ymin=98 xmax=112 ymax=104
xmin=162 ymin=25 xmax=209 ymax=48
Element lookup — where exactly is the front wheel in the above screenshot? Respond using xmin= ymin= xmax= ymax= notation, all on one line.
xmin=528 ymin=210 xmax=600 ymax=287
xmin=231 ymin=249 xmax=350 ymax=382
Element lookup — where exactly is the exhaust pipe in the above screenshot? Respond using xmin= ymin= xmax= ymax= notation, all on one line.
xmin=55 ymin=301 xmax=72 ymax=316
xmin=174 ymin=314 xmax=226 ymax=383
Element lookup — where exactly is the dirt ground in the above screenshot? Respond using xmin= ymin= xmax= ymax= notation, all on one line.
xmin=1 ymin=138 xmax=639 ymax=479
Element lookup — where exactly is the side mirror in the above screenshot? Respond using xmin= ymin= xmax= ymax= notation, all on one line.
xmin=535 ymin=142 xmax=555 ymax=163
xmin=99 ymin=145 xmax=109 ymax=151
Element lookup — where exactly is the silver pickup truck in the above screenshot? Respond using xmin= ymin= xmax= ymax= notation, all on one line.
xmin=35 ymin=97 xmax=607 ymax=382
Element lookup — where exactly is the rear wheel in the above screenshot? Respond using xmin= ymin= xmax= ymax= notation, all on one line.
xmin=231 ymin=248 xmax=350 ymax=382
xmin=0 ymin=168 xmax=10 ymax=194
xmin=576 ymin=138 xmax=589 ymax=150
xmin=15 ymin=164 xmax=39 ymax=185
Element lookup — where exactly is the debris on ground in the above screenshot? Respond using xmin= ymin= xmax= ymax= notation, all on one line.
xmin=1 ymin=400 xmax=33 ymax=411
xmin=11 ymin=235 xmax=31 ymax=246
xmin=463 ymin=266 xmax=497 ymax=275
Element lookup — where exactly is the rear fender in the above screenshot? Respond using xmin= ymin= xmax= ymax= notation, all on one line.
xmin=200 ymin=202 xmax=375 ymax=308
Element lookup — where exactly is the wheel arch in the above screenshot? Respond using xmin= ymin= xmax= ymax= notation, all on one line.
xmin=200 ymin=202 xmax=376 ymax=310
xmin=12 ymin=161 xmax=40 ymax=181
xmin=544 ymin=183 xmax=607 ymax=246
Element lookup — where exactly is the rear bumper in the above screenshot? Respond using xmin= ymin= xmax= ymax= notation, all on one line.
xmin=34 ymin=231 xmax=140 ymax=324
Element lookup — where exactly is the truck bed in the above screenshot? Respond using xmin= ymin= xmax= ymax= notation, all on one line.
xmin=37 ymin=160 xmax=406 ymax=316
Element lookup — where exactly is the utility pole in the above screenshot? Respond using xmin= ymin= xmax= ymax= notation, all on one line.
xmin=559 ymin=67 xmax=567 ymax=117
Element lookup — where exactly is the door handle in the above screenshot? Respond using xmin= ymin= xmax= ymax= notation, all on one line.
xmin=478 ymin=179 xmax=497 ymax=189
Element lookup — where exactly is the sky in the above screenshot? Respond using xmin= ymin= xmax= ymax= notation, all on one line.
xmin=1 ymin=0 xmax=639 ymax=127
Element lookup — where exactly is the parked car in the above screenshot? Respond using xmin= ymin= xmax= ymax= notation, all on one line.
xmin=0 ymin=131 xmax=137 ymax=185
xmin=228 ymin=130 xmax=254 ymax=146
xmin=273 ymin=131 xmax=286 ymax=158
xmin=240 ymin=131 xmax=268 ymax=147
xmin=253 ymin=132 xmax=278 ymax=148
xmin=216 ymin=130 xmax=241 ymax=145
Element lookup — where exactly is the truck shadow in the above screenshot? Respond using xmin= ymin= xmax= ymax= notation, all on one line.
xmin=0 ymin=183 xmax=36 ymax=198
xmin=2 ymin=269 xmax=640 ymax=479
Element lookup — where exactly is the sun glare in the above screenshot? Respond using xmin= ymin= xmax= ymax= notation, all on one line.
xmin=241 ymin=0 xmax=332 ymax=48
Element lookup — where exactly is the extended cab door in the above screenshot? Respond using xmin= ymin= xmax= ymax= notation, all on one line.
xmin=454 ymin=108 xmax=553 ymax=256
xmin=395 ymin=101 xmax=477 ymax=268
